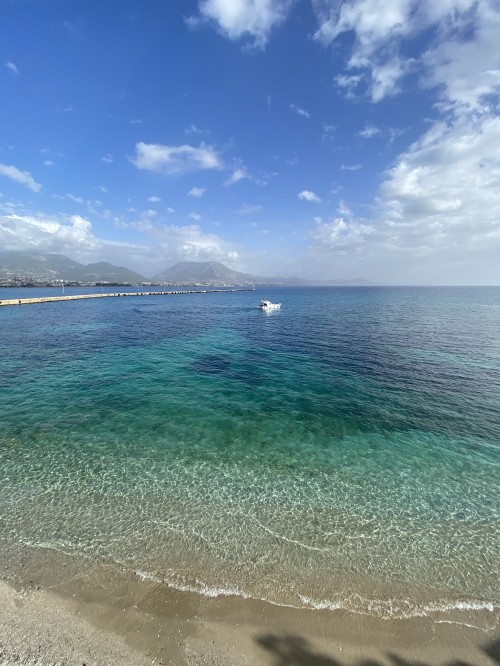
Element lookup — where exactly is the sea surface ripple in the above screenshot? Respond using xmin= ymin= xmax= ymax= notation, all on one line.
xmin=0 ymin=286 xmax=499 ymax=626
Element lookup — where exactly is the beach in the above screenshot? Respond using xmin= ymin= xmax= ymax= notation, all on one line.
xmin=1 ymin=563 xmax=498 ymax=666
xmin=1 ymin=541 xmax=499 ymax=666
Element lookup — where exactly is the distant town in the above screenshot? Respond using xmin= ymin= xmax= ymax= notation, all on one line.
xmin=0 ymin=252 xmax=372 ymax=288
xmin=0 ymin=277 xmax=258 ymax=289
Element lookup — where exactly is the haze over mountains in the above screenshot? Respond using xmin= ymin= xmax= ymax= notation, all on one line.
xmin=154 ymin=261 xmax=372 ymax=285
xmin=0 ymin=252 xmax=145 ymax=284
xmin=0 ymin=252 xmax=372 ymax=286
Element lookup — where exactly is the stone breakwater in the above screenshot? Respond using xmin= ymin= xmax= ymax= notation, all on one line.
xmin=0 ymin=288 xmax=252 ymax=307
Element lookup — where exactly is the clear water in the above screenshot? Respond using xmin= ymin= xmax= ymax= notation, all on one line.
xmin=1 ymin=287 xmax=499 ymax=623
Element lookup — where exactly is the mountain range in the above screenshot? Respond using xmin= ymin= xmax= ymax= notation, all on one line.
xmin=153 ymin=261 xmax=372 ymax=286
xmin=0 ymin=252 xmax=145 ymax=284
xmin=0 ymin=252 xmax=373 ymax=286
xmin=154 ymin=261 xmax=259 ymax=284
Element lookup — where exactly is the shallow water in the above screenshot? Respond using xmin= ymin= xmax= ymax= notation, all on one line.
xmin=1 ymin=286 xmax=499 ymax=625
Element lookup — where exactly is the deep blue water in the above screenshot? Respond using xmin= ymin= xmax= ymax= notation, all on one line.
xmin=0 ymin=287 xmax=499 ymax=623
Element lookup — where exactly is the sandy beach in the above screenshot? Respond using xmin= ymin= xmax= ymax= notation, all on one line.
xmin=0 ymin=549 xmax=498 ymax=666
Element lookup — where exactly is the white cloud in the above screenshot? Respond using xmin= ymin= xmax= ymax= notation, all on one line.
xmin=148 ymin=196 xmax=161 ymax=203
xmin=298 ymin=190 xmax=322 ymax=203
xmin=188 ymin=187 xmax=206 ymax=198
xmin=237 ymin=204 xmax=263 ymax=214
xmin=66 ymin=193 xmax=84 ymax=204
xmin=185 ymin=123 xmax=203 ymax=134
xmin=128 ymin=218 xmax=154 ymax=232
xmin=334 ymin=73 xmax=363 ymax=97
xmin=421 ymin=1 xmax=500 ymax=111
xmin=310 ymin=216 xmax=373 ymax=249
xmin=120 ymin=209 xmax=158 ymax=232
xmin=53 ymin=193 xmax=84 ymax=204
xmin=358 ymin=124 xmax=380 ymax=138
xmin=130 ymin=118 xmax=142 ymax=125
xmin=153 ymin=223 xmax=240 ymax=266
xmin=101 ymin=154 xmax=114 ymax=164
xmin=0 ymin=163 xmax=41 ymax=192
xmin=44 ymin=160 xmax=54 ymax=167
xmin=341 ymin=163 xmax=362 ymax=171
xmin=337 ymin=200 xmax=352 ymax=215
xmin=307 ymin=112 xmax=500 ymax=283
xmin=0 ymin=206 xmax=165 ymax=275
xmin=5 ymin=61 xmax=19 ymax=75
xmin=313 ymin=0 xmax=414 ymax=57
xmin=166 ymin=207 xmax=176 ymax=214
xmin=191 ymin=0 xmax=292 ymax=50
xmin=189 ymin=212 xmax=202 ymax=221
xmin=0 ymin=212 xmax=98 ymax=253
xmin=289 ymin=103 xmax=311 ymax=119
xmin=131 ymin=141 xmax=223 ymax=174
xmin=370 ymin=57 xmax=413 ymax=102
xmin=312 ymin=0 xmax=500 ymax=107
xmin=304 ymin=0 xmax=500 ymax=283
xmin=379 ymin=114 xmax=500 ymax=252
xmin=225 ymin=167 xmax=249 ymax=186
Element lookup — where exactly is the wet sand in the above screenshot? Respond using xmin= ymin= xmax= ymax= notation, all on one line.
xmin=0 ymin=546 xmax=498 ymax=666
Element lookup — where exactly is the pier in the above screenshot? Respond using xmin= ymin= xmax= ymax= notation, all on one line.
xmin=0 ymin=288 xmax=252 ymax=307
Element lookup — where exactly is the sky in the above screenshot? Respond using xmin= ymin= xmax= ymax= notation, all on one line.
xmin=1 ymin=0 xmax=499 ymax=284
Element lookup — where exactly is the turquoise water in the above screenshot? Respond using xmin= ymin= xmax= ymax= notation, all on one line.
xmin=1 ymin=287 xmax=499 ymax=623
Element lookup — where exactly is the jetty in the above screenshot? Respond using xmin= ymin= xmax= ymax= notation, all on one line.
xmin=0 ymin=288 xmax=252 ymax=307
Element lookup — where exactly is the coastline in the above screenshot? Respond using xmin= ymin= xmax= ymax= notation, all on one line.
xmin=1 ymin=547 xmax=498 ymax=666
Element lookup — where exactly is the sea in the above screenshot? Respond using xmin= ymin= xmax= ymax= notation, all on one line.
xmin=0 ymin=286 xmax=499 ymax=629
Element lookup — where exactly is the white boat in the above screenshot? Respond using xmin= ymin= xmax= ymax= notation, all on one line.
xmin=259 ymin=299 xmax=281 ymax=310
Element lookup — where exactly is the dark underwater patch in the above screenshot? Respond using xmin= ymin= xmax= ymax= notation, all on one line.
xmin=190 ymin=354 xmax=232 ymax=375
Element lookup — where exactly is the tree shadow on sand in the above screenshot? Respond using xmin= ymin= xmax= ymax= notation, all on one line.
xmin=256 ymin=634 xmax=500 ymax=666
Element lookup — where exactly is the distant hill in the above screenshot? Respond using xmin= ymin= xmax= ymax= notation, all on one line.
xmin=153 ymin=261 xmax=258 ymax=284
xmin=153 ymin=261 xmax=373 ymax=286
xmin=62 ymin=261 xmax=146 ymax=283
xmin=0 ymin=252 xmax=146 ymax=283
xmin=0 ymin=253 xmax=373 ymax=286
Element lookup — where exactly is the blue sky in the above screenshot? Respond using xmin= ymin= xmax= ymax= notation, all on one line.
xmin=1 ymin=0 xmax=499 ymax=283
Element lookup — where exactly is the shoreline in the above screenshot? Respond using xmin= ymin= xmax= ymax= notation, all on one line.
xmin=1 ymin=546 xmax=498 ymax=666
xmin=1 ymin=579 xmax=498 ymax=666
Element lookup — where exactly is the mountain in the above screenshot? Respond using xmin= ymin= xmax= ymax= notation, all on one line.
xmin=0 ymin=252 xmax=147 ymax=283
xmin=0 ymin=253 xmax=373 ymax=286
xmin=153 ymin=261 xmax=373 ymax=286
xmin=62 ymin=261 xmax=146 ymax=283
xmin=153 ymin=261 xmax=258 ymax=284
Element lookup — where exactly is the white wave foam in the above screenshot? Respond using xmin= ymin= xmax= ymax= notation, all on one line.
xmin=167 ymin=578 xmax=251 ymax=599
xmin=133 ymin=570 xmax=251 ymax=600
xmin=130 ymin=569 xmax=498 ymax=629
xmin=298 ymin=594 xmax=499 ymax=621
xmin=133 ymin=569 xmax=162 ymax=583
